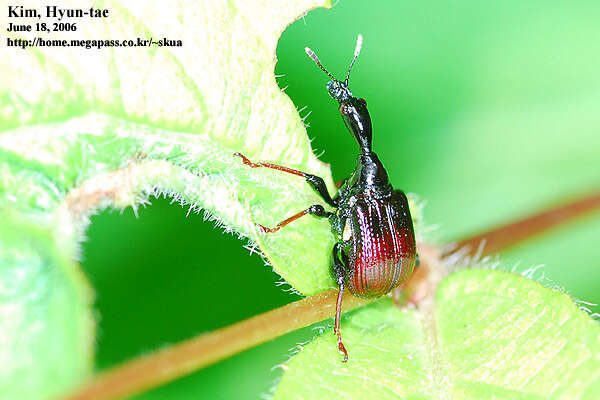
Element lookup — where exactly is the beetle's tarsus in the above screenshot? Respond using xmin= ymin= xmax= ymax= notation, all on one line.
xmin=333 ymin=280 xmax=348 ymax=362
xmin=256 ymin=223 xmax=279 ymax=233
xmin=336 ymin=330 xmax=348 ymax=362
xmin=233 ymin=152 xmax=259 ymax=168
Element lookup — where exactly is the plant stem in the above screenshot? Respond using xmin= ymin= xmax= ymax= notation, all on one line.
xmin=446 ymin=191 xmax=600 ymax=257
xmin=63 ymin=290 xmax=375 ymax=400
xmin=64 ymin=190 xmax=600 ymax=400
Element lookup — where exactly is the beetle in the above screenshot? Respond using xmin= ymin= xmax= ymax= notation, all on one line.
xmin=234 ymin=35 xmax=417 ymax=362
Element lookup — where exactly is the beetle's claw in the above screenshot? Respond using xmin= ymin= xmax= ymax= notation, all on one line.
xmin=338 ymin=342 xmax=348 ymax=362
xmin=234 ymin=152 xmax=258 ymax=168
xmin=256 ymin=223 xmax=278 ymax=233
xmin=336 ymin=330 xmax=348 ymax=362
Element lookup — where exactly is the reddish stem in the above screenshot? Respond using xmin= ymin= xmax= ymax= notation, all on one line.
xmin=445 ymin=191 xmax=600 ymax=257
xmin=63 ymin=290 xmax=374 ymax=400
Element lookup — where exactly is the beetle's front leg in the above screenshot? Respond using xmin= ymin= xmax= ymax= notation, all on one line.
xmin=332 ymin=241 xmax=350 ymax=362
xmin=234 ymin=152 xmax=337 ymax=207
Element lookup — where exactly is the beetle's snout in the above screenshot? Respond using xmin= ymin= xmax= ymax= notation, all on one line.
xmin=327 ymin=80 xmax=352 ymax=103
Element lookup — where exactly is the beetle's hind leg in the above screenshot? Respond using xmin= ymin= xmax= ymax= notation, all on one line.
xmin=332 ymin=242 xmax=350 ymax=362
xmin=234 ymin=152 xmax=336 ymax=207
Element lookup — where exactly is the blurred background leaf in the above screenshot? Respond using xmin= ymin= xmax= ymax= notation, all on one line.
xmin=80 ymin=0 xmax=600 ymax=399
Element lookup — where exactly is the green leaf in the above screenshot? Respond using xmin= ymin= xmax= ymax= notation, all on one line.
xmin=274 ymin=269 xmax=600 ymax=399
xmin=1 ymin=0 xmax=333 ymax=397
xmin=0 ymin=211 xmax=93 ymax=399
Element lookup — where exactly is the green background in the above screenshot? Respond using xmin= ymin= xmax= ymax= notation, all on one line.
xmin=81 ymin=1 xmax=600 ymax=398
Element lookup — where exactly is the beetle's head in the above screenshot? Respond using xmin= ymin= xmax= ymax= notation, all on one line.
xmin=305 ymin=35 xmax=372 ymax=153
xmin=326 ymin=80 xmax=352 ymax=103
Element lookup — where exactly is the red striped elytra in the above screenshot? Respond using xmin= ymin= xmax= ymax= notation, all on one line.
xmin=235 ymin=35 xmax=417 ymax=362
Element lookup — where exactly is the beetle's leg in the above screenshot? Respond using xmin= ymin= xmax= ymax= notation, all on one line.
xmin=333 ymin=242 xmax=349 ymax=362
xmin=234 ymin=152 xmax=336 ymax=207
xmin=256 ymin=204 xmax=332 ymax=233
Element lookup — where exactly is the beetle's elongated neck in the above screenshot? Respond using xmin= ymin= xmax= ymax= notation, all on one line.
xmin=339 ymin=97 xmax=372 ymax=154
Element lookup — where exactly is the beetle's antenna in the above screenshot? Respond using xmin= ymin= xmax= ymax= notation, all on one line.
xmin=305 ymin=46 xmax=338 ymax=82
xmin=344 ymin=34 xmax=363 ymax=85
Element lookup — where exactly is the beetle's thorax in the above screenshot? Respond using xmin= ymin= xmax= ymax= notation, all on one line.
xmin=335 ymin=151 xmax=391 ymax=200
xmin=356 ymin=152 xmax=391 ymax=197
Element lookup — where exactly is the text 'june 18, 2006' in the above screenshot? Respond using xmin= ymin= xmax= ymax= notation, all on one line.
xmin=5 ymin=5 xmax=183 ymax=50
